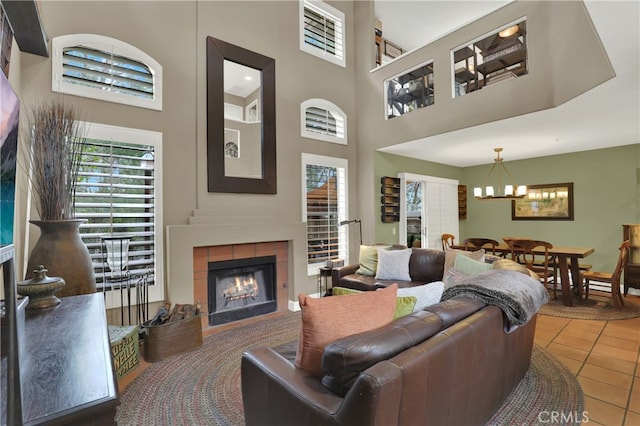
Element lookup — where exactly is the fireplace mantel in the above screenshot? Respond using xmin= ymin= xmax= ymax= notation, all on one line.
xmin=166 ymin=215 xmax=307 ymax=307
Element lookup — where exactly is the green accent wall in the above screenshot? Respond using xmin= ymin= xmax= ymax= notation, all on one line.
xmin=375 ymin=144 xmax=640 ymax=273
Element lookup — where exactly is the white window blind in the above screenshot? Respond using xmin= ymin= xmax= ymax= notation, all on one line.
xmin=300 ymin=0 xmax=345 ymax=67
xmin=425 ymin=180 xmax=459 ymax=250
xmin=306 ymin=107 xmax=337 ymax=136
xmin=62 ymin=45 xmax=154 ymax=99
xmin=302 ymin=154 xmax=348 ymax=274
xmin=300 ymin=99 xmax=347 ymax=144
xmin=74 ymin=139 xmax=157 ymax=289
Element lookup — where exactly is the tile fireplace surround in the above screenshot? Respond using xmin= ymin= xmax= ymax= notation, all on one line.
xmin=166 ymin=215 xmax=308 ymax=330
xmin=193 ymin=242 xmax=289 ymax=330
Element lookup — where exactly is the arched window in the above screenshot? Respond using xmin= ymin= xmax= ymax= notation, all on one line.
xmin=301 ymin=99 xmax=347 ymax=144
xmin=52 ymin=34 xmax=163 ymax=111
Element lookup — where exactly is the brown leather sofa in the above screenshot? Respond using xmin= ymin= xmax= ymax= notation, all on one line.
xmin=241 ymin=296 xmax=537 ymax=426
xmin=331 ymin=247 xmax=445 ymax=291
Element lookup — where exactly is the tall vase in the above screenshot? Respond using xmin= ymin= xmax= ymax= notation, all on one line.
xmin=26 ymin=219 xmax=96 ymax=297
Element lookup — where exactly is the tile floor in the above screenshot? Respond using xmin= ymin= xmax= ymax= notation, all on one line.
xmin=534 ymin=293 xmax=640 ymax=426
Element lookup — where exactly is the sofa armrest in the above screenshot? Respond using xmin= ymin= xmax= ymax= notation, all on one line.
xmin=241 ymin=347 xmax=344 ymax=426
xmin=331 ymin=264 xmax=359 ymax=287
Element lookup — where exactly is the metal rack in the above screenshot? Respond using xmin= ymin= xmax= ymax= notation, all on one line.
xmin=101 ymin=236 xmax=150 ymax=326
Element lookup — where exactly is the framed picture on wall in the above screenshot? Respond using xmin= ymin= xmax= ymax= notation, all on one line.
xmin=224 ymin=128 xmax=240 ymax=158
xmin=511 ymin=183 xmax=574 ymax=221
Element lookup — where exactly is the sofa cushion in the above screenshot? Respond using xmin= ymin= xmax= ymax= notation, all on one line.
xmin=295 ymin=284 xmax=398 ymax=378
xmin=375 ymin=247 xmax=412 ymax=281
xmin=408 ymin=248 xmax=446 ymax=283
xmin=454 ymin=253 xmax=493 ymax=275
xmin=493 ymin=258 xmax=537 ymax=278
xmin=321 ymin=310 xmax=443 ymax=396
xmin=355 ymin=245 xmax=385 ymax=276
xmin=443 ymin=248 xmax=485 ymax=277
xmin=422 ymin=297 xmax=487 ymax=328
xmin=332 ymin=286 xmax=417 ymax=319
xmin=397 ymin=281 xmax=444 ymax=311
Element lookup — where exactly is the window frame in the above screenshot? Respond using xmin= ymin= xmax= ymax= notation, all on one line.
xmin=299 ymin=0 xmax=346 ymax=68
xmin=52 ymin=34 xmax=163 ymax=111
xmin=301 ymin=153 xmax=348 ymax=276
xmin=450 ymin=17 xmax=528 ymax=98
xmin=384 ymin=59 xmax=435 ymax=119
xmin=78 ymin=122 xmax=164 ymax=309
xmin=300 ymin=98 xmax=347 ymax=144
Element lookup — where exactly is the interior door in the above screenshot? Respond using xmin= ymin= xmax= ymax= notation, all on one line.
xmin=399 ymin=173 xmax=459 ymax=250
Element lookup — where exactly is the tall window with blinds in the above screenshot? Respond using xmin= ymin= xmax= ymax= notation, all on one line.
xmin=300 ymin=0 xmax=345 ymax=67
xmin=303 ymin=154 xmax=348 ymax=274
xmin=74 ymin=139 xmax=157 ymax=290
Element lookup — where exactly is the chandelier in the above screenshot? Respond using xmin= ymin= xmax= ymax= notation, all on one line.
xmin=474 ymin=148 xmax=526 ymax=200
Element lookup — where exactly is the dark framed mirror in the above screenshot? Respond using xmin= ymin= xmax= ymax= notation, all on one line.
xmin=206 ymin=37 xmax=276 ymax=194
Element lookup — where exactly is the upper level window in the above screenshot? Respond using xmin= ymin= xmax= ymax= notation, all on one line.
xmin=52 ymin=34 xmax=163 ymax=111
xmin=385 ymin=61 xmax=434 ymax=119
xmin=452 ymin=19 xmax=527 ymax=98
xmin=301 ymin=99 xmax=346 ymax=144
xmin=300 ymin=0 xmax=345 ymax=68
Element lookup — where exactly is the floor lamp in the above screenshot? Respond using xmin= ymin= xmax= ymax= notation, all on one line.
xmin=339 ymin=219 xmax=362 ymax=253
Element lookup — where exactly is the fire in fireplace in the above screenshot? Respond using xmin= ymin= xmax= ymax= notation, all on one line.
xmin=208 ymin=255 xmax=276 ymax=326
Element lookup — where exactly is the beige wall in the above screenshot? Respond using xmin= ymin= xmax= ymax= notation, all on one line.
xmin=13 ymin=1 xmax=359 ymax=303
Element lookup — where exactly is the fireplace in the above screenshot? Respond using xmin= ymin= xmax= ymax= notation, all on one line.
xmin=208 ymin=255 xmax=277 ymax=326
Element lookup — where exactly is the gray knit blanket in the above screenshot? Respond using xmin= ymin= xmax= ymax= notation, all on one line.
xmin=441 ymin=269 xmax=549 ymax=333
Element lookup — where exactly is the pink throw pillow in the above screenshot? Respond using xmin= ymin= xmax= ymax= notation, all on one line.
xmin=295 ymin=284 xmax=398 ymax=377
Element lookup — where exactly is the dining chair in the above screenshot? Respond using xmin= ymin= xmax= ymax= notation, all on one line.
xmin=582 ymin=240 xmax=630 ymax=309
xmin=441 ymin=234 xmax=455 ymax=251
xmin=462 ymin=238 xmax=499 ymax=255
xmin=506 ymin=239 xmax=556 ymax=298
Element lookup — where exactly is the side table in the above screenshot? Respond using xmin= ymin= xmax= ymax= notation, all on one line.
xmin=317 ymin=267 xmax=333 ymax=297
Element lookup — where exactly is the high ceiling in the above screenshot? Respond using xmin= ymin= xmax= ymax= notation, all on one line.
xmin=374 ymin=0 xmax=640 ymax=167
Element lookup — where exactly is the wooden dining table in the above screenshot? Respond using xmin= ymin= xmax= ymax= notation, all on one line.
xmin=456 ymin=243 xmax=595 ymax=307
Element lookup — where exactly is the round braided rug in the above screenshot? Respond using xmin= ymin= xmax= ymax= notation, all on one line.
xmin=116 ymin=313 xmax=583 ymax=426
xmin=539 ymin=294 xmax=640 ymax=320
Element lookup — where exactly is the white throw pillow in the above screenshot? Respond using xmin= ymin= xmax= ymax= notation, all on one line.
xmin=375 ymin=248 xmax=412 ymax=281
xmin=397 ymin=281 xmax=445 ymax=311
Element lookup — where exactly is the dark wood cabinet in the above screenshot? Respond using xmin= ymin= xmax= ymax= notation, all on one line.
xmin=20 ymin=293 xmax=120 ymax=425
xmin=380 ymin=176 xmax=400 ymax=223
xmin=622 ymin=224 xmax=640 ymax=295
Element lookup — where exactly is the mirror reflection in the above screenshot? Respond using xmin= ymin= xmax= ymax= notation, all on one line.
xmin=206 ymin=36 xmax=276 ymax=194
xmin=223 ymin=60 xmax=262 ymax=178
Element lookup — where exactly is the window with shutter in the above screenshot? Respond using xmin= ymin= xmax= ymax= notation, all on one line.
xmin=301 ymin=99 xmax=346 ymax=144
xmin=302 ymin=154 xmax=348 ymax=275
xmin=300 ymin=0 xmax=345 ymax=68
xmin=52 ymin=34 xmax=163 ymax=111
xmin=74 ymin=123 xmax=164 ymax=307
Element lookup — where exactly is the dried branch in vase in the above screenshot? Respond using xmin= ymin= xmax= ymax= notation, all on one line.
xmin=25 ymin=100 xmax=88 ymax=220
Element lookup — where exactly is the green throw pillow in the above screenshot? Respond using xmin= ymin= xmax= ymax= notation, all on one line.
xmin=393 ymin=295 xmax=417 ymax=320
xmin=331 ymin=286 xmax=417 ymax=320
xmin=453 ymin=252 xmax=493 ymax=275
xmin=355 ymin=245 xmax=384 ymax=276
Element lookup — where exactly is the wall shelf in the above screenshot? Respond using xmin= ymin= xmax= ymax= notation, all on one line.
xmin=458 ymin=185 xmax=467 ymax=219
xmin=380 ymin=176 xmax=400 ymax=223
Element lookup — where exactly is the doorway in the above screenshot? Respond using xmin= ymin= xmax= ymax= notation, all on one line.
xmin=399 ymin=173 xmax=459 ymax=250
